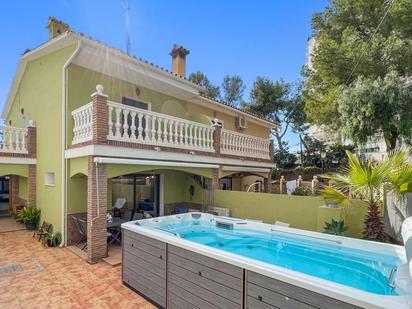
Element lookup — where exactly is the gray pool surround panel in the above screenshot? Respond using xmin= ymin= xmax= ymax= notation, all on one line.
xmin=122 ymin=229 xmax=361 ymax=309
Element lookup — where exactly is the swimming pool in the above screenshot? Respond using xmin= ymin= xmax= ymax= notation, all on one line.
xmin=122 ymin=213 xmax=412 ymax=309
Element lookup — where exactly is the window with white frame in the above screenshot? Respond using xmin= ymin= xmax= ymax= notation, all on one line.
xmin=45 ymin=172 xmax=55 ymax=186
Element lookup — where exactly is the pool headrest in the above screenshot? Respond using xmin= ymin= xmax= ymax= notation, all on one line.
xmin=401 ymin=216 xmax=412 ymax=279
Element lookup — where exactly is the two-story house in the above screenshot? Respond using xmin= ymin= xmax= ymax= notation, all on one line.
xmin=1 ymin=18 xmax=276 ymax=263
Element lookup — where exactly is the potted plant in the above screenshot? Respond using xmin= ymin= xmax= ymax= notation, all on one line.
xmin=16 ymin=207 xmax=41 ymax=230
xmin=42 ymin=232 xmax=62 ymax=247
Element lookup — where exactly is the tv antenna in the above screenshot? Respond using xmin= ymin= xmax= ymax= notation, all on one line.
xmin=121 ymin=0 xmax=131 ymax=55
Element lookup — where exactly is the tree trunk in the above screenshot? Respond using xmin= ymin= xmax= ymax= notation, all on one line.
xmin=362 ymin=203 xmax=385 ymax=242
xmin=273 ymin=128 xmax=283 ymax=152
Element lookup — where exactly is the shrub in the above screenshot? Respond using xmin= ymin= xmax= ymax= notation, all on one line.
xmin=324 ymin=219 xmax=348 ymax=236
xmin=292 ymin=187 xmax=311 ymax=196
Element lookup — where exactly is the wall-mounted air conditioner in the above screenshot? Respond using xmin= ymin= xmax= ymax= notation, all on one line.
xmin=236 ymin=116 xmax=247 ymax=129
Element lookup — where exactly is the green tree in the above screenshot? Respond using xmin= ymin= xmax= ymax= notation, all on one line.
xmin=247 ymin=77 xmax=304 ymax=152
xmin=221 ymin=75 xmax=246 ymax=107
xmin=321 ymin=149 xmax=412 ymax=241
xmin=337 ymin=71 xmax=412 ymax=150
xmin=303 ymin=0 xmax=412 ymax=146
xmin=188 ymin=71 xmax=220 ymax=100
xmin=274 ymin=141 xmax=297 ymax=169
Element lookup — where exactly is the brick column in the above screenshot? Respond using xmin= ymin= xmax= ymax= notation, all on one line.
xmin=91 ymin=84 xmax=108 ymax=145
xmin=212 ymin=121 xmax=222 ymax=154
xmin=87 ymin=156 xmax=108 ymax=264
xmin=27 ymin=165 xmax=36 ymax=207
xmin=10 ymin=175 xmax=19 ymax=209
xmin=27 ymin=122 xmax=36 ymax=158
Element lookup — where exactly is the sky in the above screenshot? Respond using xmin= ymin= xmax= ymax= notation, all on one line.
xmin=0 ymin=0 xmax=328 ymax=151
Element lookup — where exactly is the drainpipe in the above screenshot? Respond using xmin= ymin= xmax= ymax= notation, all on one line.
xmin=60 ymin=38 xmax=81 ymax=247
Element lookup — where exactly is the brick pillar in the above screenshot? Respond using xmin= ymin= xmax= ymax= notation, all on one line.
xmin=10 ymin=175 xmax=19 ymax=210
xmin=91 ymin=84 xmax=108 ymax=145
xmin=87 ymin=156 xmax=108 ymax=264
xmin=27 ymin=123 xmax=36 ymax=158
xmin=212 ymin=122 xmax=222 ymax=154
xmin=27 ymin=165 xmax=36 ymax=207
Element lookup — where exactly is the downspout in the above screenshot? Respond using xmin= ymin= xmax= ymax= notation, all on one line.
xmin=60 ymin=38 xmax=81 ymax=247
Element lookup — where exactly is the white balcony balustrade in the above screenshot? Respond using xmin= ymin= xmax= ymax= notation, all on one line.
xmin=107 ymin=101 xmax=215 ymax=152
xmin=71 ymin=102 xmax=93 ymax=144
xmin=220 ymin=129 xmax=271 ymax=160
xmin=0 ymin=126 xmax=28 ymax=154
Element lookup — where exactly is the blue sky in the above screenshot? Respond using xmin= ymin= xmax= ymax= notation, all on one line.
xmin=0 ymin=0 xmax=328 ymax=150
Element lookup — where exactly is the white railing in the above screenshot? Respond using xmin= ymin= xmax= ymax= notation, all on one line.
xmin=72 ymin=102 xmax=93 ymax=144
xmin=221 ymin=129 xmax=271 ymax=160
xmin=0 ymin=126 xmax=28 ymax=154
xmin=107 ymin=101 xmax=215 ymax=152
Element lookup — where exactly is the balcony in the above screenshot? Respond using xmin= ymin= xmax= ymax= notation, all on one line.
xmin=0 ymin=125 xmax=36 ymax=158
xmin=70 ymin=88 xmax=272 ymax=161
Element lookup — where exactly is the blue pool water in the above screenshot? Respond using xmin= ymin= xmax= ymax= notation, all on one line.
xmin=157 ymin=220 xmax=402 ymax=295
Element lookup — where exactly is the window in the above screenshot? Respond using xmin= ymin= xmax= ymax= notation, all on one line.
xmin=219 ymin=177 xmax=232 ymax=191
xmin=122 ymin=97 xmax=150 ymax=110
xmin=45 ymin=172 xmax=55 ymax=186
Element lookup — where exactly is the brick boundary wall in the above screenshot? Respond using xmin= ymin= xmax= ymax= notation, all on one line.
xmin=86 ymin=156 xmax=108 ymax=264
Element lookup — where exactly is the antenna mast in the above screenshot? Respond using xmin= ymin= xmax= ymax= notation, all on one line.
xmin=122 ymin=0 xmax=131 ymax=55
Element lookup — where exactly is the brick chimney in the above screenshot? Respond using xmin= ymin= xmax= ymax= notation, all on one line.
xmin=170 ymin=44 xmax=190 ymax=77
xmin=47 ymin=17 xmax=70 ymax=40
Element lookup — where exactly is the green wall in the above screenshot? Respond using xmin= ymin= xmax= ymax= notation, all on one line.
xmin=214 ymin=190 xmax=368 ymax=239
xmin=0 ymin=164 xmax=28 ymax=177
xmin=7 ymin=45 xmax=77 ymax=232
xmin=18 ymin=176 xmax=27 ymax=200
xmin=66 ymin=64 xmax=188 ymax=144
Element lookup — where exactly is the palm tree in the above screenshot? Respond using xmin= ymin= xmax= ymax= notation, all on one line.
xmin=321 ymin=149 xmax=412 ymax=242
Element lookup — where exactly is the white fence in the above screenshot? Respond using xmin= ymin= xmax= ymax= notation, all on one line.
xmin=0 ymin=126 xmax=28 ymax=154
xmin=220 ymin=129 xmax=270 ymax=160
xmin=71 ymin=102 xmax=93 ymax=144
xmin=107 ymin=101 xmax=215 ymax=152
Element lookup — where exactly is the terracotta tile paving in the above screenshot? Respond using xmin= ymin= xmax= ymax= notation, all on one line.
xmin=0 ymin=230 xmax=156 ymax=309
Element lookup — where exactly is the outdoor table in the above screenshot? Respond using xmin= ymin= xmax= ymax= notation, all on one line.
xmin=107 ymin=218 xmax=128 ymax=245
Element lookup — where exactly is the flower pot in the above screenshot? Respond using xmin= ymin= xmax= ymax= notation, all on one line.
xmin=25 ymin=222 xmax=37 ymax=230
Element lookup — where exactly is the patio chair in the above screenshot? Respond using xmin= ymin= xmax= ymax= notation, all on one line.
xmin=132 ymin=212 xmax=144 ymax=220
xmin=112 ymin=198 xmax=127 ymax=217
xmin=122 ymin=209 xmax=132 ymax=221
xmin=33 ymin=221 xmax=52 ymax=241
xmin=76 ymin=218 xmax=88 ymax=251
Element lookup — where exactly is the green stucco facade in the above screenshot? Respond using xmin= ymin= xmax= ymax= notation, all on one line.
xmin=5 ymin=45 xmax=78 ymax=232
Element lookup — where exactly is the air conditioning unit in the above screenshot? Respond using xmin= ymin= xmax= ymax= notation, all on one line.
xmin=236 ymin=116 xmax=247 ymax=129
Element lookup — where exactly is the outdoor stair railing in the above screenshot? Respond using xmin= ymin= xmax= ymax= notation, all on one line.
xmin=106 ymin=101 xmax=215 ymax=152
xmin=220 ymin=128 xmax=271 ymax=160
xmin=0 ymin=125 xmax=28 ymax=154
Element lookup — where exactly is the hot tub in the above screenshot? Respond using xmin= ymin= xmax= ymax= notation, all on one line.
xmin=121 ymin=213 xmax=412 ymax=309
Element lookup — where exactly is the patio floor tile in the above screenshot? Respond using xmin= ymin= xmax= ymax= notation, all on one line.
xmin=0 ymin=230 xmax=156 ymax=308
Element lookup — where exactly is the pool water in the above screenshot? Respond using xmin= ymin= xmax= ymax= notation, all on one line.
xmin=157 ymin=220 xmax=402 ymax=295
